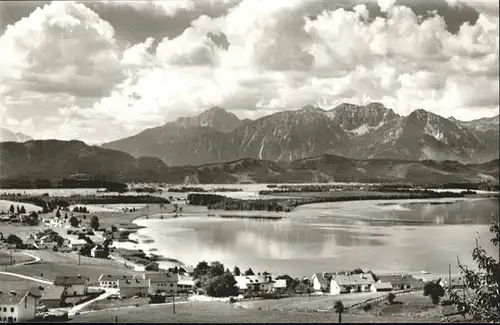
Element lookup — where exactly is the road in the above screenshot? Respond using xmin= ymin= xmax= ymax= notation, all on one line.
xmin=0 ymin=270 xmax=53 ymax=285
xmin=68 ymin=288 xmax=119 ymax=316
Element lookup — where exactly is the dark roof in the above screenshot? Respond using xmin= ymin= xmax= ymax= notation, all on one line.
xmin=98 ymin=274 xmax=134 ymax=282
xmin=378 ymin=274 xmax=421 ymax=286
xmin=141 ymin=272 xmax=179 ymax=283
xmin=40 ymin=286 xmax=66 ymax=301
xmin=333 ymin=273 xmax=376 ymax=286
xmin=53 ymin=276 xmax=88 ymax=286
xmin=117 ymin=279 xmax=149 ymax=288
xmin=0 ymin=290 xmax=40 ymax=305
xmin=312 ymin=273 xmax=329 ymax=287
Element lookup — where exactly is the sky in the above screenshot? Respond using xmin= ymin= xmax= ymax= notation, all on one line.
xmin=0 ymin=0 xmax=499 ymax=144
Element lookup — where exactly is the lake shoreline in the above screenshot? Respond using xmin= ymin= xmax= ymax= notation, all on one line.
xmin=129 ymin=196 xmax=498 ymax=278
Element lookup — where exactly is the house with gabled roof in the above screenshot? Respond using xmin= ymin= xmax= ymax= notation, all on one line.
xmin=53 ymin=275 xmax=89 ymax=297
xmin=330 ymin=273 xmax=376 ymax=295
xmin=135 ymin=272 xmax=178 ymax=295
xmin=0 ymin=289 xmax=41 ymax=323
xmin=98 ymin=274 xmax=134 ymax=288
xmin=234 ymin=275 xmax=273 ymax=294
xmin=378 ymin=274 xmax=424 ymax=291
xmin=312 ymin=272 xmax=335 ymax=292
xmin=117 ymin=279 xmax=150 ymax=298
xmin=177 ymin=275 xmax=195 ymax=293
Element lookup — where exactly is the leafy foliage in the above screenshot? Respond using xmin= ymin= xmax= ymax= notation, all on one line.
xmin=424 ymin=281 xmax=445 ymax=304
xmin=69 ymin=216 xmax=79 ymax=228
xmin=387 ymin=292 xmax=396 ymax=305
xmin=205 ymin=273 xmax=239 ymax=297
xmin=448 ymin=219 xmax=500 ymax=322
xmin=334 ymin=300 xmax=345 ymax=323
xmin=244 ymin=268 xmax=255 ymax=276
xmin=90 ymin=215 xmax=100 ymax=230
xmin=6 ymin=234 xmax=23 ymax=246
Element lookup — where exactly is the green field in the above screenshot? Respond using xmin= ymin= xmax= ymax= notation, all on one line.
xmin=68 ymin=301 xmax=442 ymax=323
xmin=8 ymin=250 xmax=141 ymax=283
xmin=0 ymin=250 xmax=35 ymax=266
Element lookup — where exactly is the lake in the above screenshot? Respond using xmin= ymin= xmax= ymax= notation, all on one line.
xmin=134 ymin=197 xmax=499 ymax=278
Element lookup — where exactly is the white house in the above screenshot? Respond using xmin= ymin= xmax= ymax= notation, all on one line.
xmin=0 ymin=290 xmax=40 ymax=323
xmin=370 ymin=282 xmax=393 ymax=292
xmin=273 ymin=279 xmax=288 ymax=292
xmin=378 ymin=274 xmax=424 ymax=291
xmin=69 ymin=239 xmax=87 ymax=251
xmin=312 ymin=272 xmax=335 ymax=292
xmin=136 ymin=272 xmax=178 ymax=295
xmin=330 ymin=273 xmax=376 ymax=295
xmin=98 ymin=274 xmax=134 ymax=288
xmin=53 ymin=276 xmax=89 ymax=297
xmin=234 ymin=275 xmax=274 ymax=294
xmin=117 ymin=279 xmax=150 ymax=298
xmin=177 ymin=275 xmax=195 ymax=293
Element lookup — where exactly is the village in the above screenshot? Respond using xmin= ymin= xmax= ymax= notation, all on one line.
xmin=1 ymin=203 xmax=467 ymax=323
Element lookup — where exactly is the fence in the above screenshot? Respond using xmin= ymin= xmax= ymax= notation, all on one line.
xmin=347 ymin=289 xmax=413 ymax=309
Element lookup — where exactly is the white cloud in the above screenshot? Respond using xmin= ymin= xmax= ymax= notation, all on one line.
xmin=0 ymin=1 xmax=125 ymax=99
xmin=1 ymin=0 xmax=498 ymax=142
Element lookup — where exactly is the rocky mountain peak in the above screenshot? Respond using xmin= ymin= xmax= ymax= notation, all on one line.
xmin=175 ymin=106 xmax=241 ymax=133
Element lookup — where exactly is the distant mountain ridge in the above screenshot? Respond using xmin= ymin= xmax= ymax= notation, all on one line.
xmin=1 ymin=140 xmax=498 ymax=186
xmin=102 ymin=103 xmax=499 ymax=165
xmin=0 ymin=127 xmax=33 ymax=142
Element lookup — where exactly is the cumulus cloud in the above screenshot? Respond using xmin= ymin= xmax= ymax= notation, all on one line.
xmin=0 ymin=1 xmax=125 ymax=99
xmin=1 ymin=0 xmax=498 ymax=143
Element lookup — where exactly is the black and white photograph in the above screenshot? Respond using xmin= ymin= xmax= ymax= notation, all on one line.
xmin=0 ymin=0 xmax=499 ymax=323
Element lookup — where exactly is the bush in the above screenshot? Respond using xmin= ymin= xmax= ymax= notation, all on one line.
xmin=423 ymin=281 xmax=445 ymax=305
xmin=362 ymin=303 xmax=372 ymax=311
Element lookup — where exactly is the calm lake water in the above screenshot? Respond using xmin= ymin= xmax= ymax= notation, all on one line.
xmin=134 ymin=197 xmax=499 ymax=278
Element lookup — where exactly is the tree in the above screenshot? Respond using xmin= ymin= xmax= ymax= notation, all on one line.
xmin=205 ymin=273 xmax=239 ymax=297
xmin=233 ymin=266 xmax=241 ymax=276
xmin=193 ymin=261 xmax=210 ymax=279
xmin=20 ymin=206 xmax=26 ymax=214
xmin=111 ymin=225 xmax=118 ymax=232
xmin=64 ymin=213 xmax=68 ymax=220
xmin=244 ymin=268 xmax=255 ymax=276
xmin=387 ymin=292 xmax=396 ymax=305
xmin=16 ymin=206 xmax=20 ymax=214
xmin=9 ymin=204 xmax=14 ymax=214
xmin=334 ymin=300 xmax=345 ymax=323
xmin=209 ymin=261 xmax=225 ymax=278
xmin=69 ymin=216 xmax=79 ymax=228
xmin=83 ymin=215 xmax=87 ymax=220
xmin=55 ymin=209 xmax=61 ymax=219
xmin=6 ymin=234 xmax=23 ymax=246
xmin=90 ymin=216 xmax=100 ymax=230
xmin=423 ymin=281 xmax=445 ymax=304
xmin=448 ymin=219 xmax=500 ymax=322
xmin=54 ymin=235 xmax=65 ymax=247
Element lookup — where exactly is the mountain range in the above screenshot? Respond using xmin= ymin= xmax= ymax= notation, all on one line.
xmin=102 ymin=103 xmax=499 ymax=166
xmin=0 ymin=127 xmax=33 ymax=142
xmin=1 ymin=140 xmax=498 ymax=185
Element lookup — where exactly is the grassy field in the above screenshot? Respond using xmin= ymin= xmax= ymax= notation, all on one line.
xmin=240 ymin=292 xmax=386 ymax=311
xmin=0 ymin=250 xmax=35 ymax=266
xmin=1 ymin=223 xmax=45 ymax=240
xmin=348 ymin=291 xmax=462 ymax=321
xmin=9 ymin=250 xmax=141 ymax=283
xmin=0 ymin=273 xmax=51 ymax=292
xmin=0 ymin=200 xmax=42 ymax=213
xmin=68 ymin=301 xmax=443 ymax=323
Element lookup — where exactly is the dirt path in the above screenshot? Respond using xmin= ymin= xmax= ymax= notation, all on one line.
xmin=0 ymin=270 xmax=53 ymax=285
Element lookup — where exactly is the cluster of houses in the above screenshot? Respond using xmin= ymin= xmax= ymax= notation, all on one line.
xmin=0 ymin=212 xmax=39 ymax=225
xmin=311 ymin=272 xmax=427 ymax=294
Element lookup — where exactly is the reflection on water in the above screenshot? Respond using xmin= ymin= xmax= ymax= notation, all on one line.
xmin=135 ymin=198 xmax=499 ymax=277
